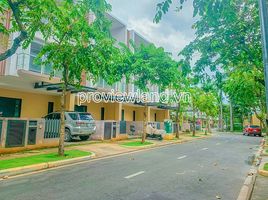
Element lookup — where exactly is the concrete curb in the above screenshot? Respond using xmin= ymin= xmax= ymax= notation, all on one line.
xmin=237 ymin=169 xmax=257 ymax=200
xmin=0 ymin=153 xmax=95 ymax=179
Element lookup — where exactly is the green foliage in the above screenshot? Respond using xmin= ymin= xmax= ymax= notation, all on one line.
xmin=155 ymin=0 xmax=265 ymax=125
xmin=122 ymin=43 xmax=179 ymax=92
xmin=36 ymin=0 xmax=123 ymax=87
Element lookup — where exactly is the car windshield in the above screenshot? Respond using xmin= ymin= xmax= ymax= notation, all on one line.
xmin=250 ymin=125 xmax=260 ymax=128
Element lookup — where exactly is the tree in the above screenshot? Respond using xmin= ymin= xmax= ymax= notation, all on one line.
xmin=37 ymin=0 xmax=124 ymax=156
xmin=0 ymin=0 xmax=68 ymax=61
xmin=123 ymin=43 xmax=178 ymax=143
xmin=172 ymin=71 xmax=190 ymax=139
xmin=197 ymin=92 xmax=218 ymax=134
xmin=154 ymin=0 xmax=265 ymax=131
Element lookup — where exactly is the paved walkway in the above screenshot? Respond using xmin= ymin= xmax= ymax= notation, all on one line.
xmin=0 ymin=133 xmax=210 ymax=161
xmin=251 ymin=174 xmax=268 ymax=200
xmin=252 ymin=157 xmax=268 ymax=200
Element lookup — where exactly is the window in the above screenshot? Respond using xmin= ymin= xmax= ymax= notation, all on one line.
xmin=154 ymin=113 xmax=157 ymax=122
xmin=68 ymin=113 xmax=78 ymax=120
xmin=79 ymin=113 xmax=93 ymax=121
xmin=121 ymin=109 xmax=125 ymax=121
xmin=48 ymin=102 xmax=54 ymax=114
xmin=133 ymin=111 xmax=136 ymax=121
xmin=29 ymin=42 xmax=42 ymax=73
xmin=75 ymin=105 xmax=87 ymax=112
xmin=101 ymin=107 xmax=105 ymax=120
xmin=0 ymin=97 xmax=21 ymax=117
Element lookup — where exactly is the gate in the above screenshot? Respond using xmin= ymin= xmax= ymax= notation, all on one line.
xmin=6 ymin=120 xmax=27 ymax=147
xmin=0 ymin=119 xmax=2 ymax=141
xmin=44 ymin=119 xmax=60 ymax=138
xmin=104 ymin=122 xmax=112 ymax=140
xmin=120 ymin=121 xmax=127 ymax=134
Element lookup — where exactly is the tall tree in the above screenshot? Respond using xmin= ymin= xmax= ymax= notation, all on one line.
xmin=155 ymin=0 xmax=265 ymax=130
xmin=123 ymin=43 xmax=178 ymax=143
xmin=37 ymin=0 xmax=124 ymax=156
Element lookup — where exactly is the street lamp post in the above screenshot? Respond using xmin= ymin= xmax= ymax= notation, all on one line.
xmin=259 ymin=0 xmax=268 ymax=135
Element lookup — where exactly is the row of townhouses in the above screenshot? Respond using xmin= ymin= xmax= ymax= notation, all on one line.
xmin=0 ymin=12 xmax=175 ymax=152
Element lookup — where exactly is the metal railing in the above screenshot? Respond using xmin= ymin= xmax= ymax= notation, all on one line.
xmin=44 ymin=119 xmax=60 ymax=139
xmin=0 ymin=119 xmax=2 ymax=141
xmin=16 ymin=53 xmax=61 ymax=77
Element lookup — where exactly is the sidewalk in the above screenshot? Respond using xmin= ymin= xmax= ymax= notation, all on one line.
xmin=0 ymin=133 xmax=210 ymax=161
xmin=0 ymin=133 xmax=210 ymax=178
xmin=251 ymin=140 xmax=268 ymax=200
xmin=251 ymin=174 xmax=268 ymax=200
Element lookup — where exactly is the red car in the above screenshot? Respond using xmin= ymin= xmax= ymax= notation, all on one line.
xmin=243 ymin=125 xmax=262 ymax=137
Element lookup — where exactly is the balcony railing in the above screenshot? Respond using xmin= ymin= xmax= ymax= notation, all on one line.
xmin=16 ymin=53 xmax=61 ymax=77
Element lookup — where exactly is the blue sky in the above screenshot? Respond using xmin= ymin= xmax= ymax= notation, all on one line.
xmin=107 ymin=0 xmax=196 ymax=59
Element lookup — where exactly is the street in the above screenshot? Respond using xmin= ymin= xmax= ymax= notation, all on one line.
xmin=0 ymin=133 xmax=262 ymax=200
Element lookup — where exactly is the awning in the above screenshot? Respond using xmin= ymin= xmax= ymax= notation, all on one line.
xmin=34 ymin=82 xmax=97 ymax=93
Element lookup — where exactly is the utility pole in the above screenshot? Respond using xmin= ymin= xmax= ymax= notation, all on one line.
xmin=259 ymin=0 xmax=268 ymax=135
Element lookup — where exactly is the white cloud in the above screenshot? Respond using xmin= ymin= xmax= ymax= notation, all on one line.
xmin=108 ymin=0 xmax=196 ymax=60
xmin=128 ymin=18 xmax=193 ymax=59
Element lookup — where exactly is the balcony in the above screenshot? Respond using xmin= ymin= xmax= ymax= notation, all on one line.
xmin=16 ymin=53 xmax=61 ymax=77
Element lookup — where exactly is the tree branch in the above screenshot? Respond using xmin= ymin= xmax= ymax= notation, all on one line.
xmin=0 ymin=0 xmax=28 ymax=61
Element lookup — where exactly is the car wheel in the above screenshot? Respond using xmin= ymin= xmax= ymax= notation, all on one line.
xmin=254 ymin=134 xmax=256 ymax=137
xmin=79 ymin=136 xmax=90 ymax=141
xmin=64 ymin=129 xmax=72 ymax=142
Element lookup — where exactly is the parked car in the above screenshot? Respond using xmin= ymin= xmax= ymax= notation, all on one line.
xmin=44 ymin=112 xmax=96 ymax=142
xmin=243 ymin=125 xmax=262 ymax=137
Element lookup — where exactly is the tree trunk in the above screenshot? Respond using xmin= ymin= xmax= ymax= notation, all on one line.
xmin=58 ymin=65 xmax=68 ymax=156
xmin=142 ymin=103 xmax=148 ymax=143
xmin=205 ymin=117 xmax=208 ymax=135
xmin=175 ymin=102 xmax=180 ymax=139
xmin=208 ymin=118 xmax=212 ymax=133
xmin=58 ymin=83 xmax=67 ymax=156
xmin=192 ymin=108 xmax=196 ymax=137
xmin=230 ymin=102 xmax=233 ymax=132
xmin=219 ymin=90 xmax=223 ymax=132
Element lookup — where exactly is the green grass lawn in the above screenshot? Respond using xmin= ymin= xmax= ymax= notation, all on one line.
xmin=266 ymin=149 xmax=268 ymax=154
xmin=121 ymin=141 xmax=153 ymax=147
xmin=0 ymin=150 xmax=91 ymax=170
xmin=264 ymin=163 xmax=268 ymax=171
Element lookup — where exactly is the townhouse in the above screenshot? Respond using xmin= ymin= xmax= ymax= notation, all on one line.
xmin=0 ymin=12 xmax=172 ymax=145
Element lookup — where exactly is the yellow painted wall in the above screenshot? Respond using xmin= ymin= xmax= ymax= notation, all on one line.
xmin=252 ymin=115 xmax=261 ymax=126
xmin=150 ymin=109 xmax=170 ymax=122
xmin=122 ymin=105 xmax=144 ymax=121
xmin=81 ymin=101 xmax=122 ymax=121
xmin=243 ymin=114 xmax=261 ymax=126
xmin=0 ymin=88 xmax=61 ymax=118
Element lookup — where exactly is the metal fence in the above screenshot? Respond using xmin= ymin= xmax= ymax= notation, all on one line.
xmin=6 ymin=120 xmax=27 ymax=147
xmin=0 ymin=119 xmax=3 ymax=141
xmin=120 ymin=121 xmax=127 ymax=134
xmin=44 ymin=119 xmax=60 ymax=138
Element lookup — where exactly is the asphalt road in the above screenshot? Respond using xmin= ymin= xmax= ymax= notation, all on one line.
xmin=0 ymin=133 xmax=262 ymax=200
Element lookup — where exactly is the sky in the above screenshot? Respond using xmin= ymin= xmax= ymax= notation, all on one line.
xmin=107 ymin=0 xmax=197 ymax=60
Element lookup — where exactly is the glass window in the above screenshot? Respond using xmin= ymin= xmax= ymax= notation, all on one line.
xmin=29 ymin=42 xmax=42 ymax=73
xmin=0 ymin=97 xmax=21 ymax=117
xmin=79 ymin=113 xmax=93 ymax=121
xmin=68 ymin=113 xmax=78 ymax=120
